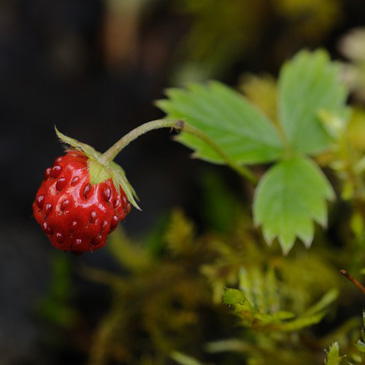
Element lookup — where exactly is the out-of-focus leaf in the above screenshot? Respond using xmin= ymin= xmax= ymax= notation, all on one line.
xmin=144 ymin=213 xmax=171 ymax=258
xmin=325 ymin=342 xmax=343 ymax=365
xmin=109 ymin=227 xmax=151 ymax=273
xmin=239 ymin=74 xmax=278 ymax=123
xmin=157 ymin=81 xmax=284 ymax=165
xmin=38 ymin=254 xmax=77 ymax=328
xmin=172 ymin=0 xmax=263 ymax=83
xmin=165 ymin=210 xmax=196 ymax=256
xmin=278 ymin=49 xmax=348 ymax=155
xmin=200 ymin=169 xmax=240 ymax=233
xmin=253 ymin=156 xmax=334 ymax=254
xmin=303 ymin=289 xmax=338 ymax=317
xmin=170 ymin=351 xmax=205 ymax=365
xmin=273 ymin=0 xmax=340 ymax=40
xmin=225 ymin=266 xmax=337 ymax=332
xmin=347 ymin=108 xmax=365 ymax=152
xmin=223 ymin=288 xmax=254 ymax=314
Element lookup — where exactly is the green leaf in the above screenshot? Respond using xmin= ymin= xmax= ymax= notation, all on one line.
xmin=199 ymin=169 xmax=240 ymax=233
xmin=164 ymin=209 xmax=196 ymax=256
xmin=278 ymin=312 xmax=325 ymax=332
xmin=157 ymin=81 xmax=284 ymax=164
xmin=253 ymin=156 xmax=334 ymax=254
xmin=108 ymin=227 xmax=151 ymax=273
xmin=278 ymin=49 xmax=348 ymax=155
xmin=223 ymin=288 xmax=248 ymax=307
xmin=325 ymin=342 xmax=343 ymax=365
xmin=355 ymin=340 xmax=365 ymax=354
xmin=303 ymin=289 xmax=338 ymax=317
xmin=278 ymin=289 xmax=338 ymax=331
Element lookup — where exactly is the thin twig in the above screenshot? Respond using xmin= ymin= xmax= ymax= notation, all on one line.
xmin=340 ymin=269 xmax=365 ymax=294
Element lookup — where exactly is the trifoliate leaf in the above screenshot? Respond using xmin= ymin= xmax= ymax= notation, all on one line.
xmin=278 ymin=49 xmax=348 ymax=155
xmin=157 ymin=81 xmax=284 ymax=165
xmin=253 ymin=156 xmax=334 ymax=254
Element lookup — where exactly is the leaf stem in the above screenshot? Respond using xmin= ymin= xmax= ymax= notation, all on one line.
xmin=182 ymin=124 xmax=258 ymax=184
xmin=100 ymin=118 xmax=258 ymax=184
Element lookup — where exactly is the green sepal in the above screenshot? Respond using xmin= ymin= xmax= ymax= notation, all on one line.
xmin=55 ymin=127 xmax=140 ymax=210
xmin=110 ymin=161 xmax=140 ymax=210
xmin=55 ymin=126 xmax=101 ymax=159
xmin=88 ymin=159 xmax=112 ymax=185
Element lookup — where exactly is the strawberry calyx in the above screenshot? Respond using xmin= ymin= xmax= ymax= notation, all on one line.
xmin=55 ymin=127 xmax=140 ymax=210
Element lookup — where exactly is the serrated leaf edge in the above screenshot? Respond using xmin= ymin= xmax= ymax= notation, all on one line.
xmin=253 ymin=157 xmax=335 ymax=254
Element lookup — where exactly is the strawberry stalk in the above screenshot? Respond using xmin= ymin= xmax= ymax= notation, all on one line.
xmin=99 ymin=119 xmax=184 ymax=164
xmin=36 ymin=119 xmax=257 ymax=254
xmin=100 ymin=118 xmax=258 ymax=184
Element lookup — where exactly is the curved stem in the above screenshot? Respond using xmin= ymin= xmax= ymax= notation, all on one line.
xmin=100 ymin=119 xmax=184 ymax=164
xmin=182 ymin=124 xmax=258 ymax=184
xmin=100 ymin=118 xmax=258 ymax=184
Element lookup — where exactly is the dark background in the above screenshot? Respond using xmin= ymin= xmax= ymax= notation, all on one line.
xmin=0 ymin=0 xmax=364 ymax=363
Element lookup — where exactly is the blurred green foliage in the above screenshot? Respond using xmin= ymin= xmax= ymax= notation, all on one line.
xmin=171 ymin=0 xmax=343 ymax=83
xmin=38 ymin=254 xmax=77 ymax=328
xmin=70 ymin=169 xmax=361 ymax=364
xmin=324 ymin=342 xmax=343 ymax=365
xmin=324 ymin=311 xmax=365 ymax=364
xmin=338 ymin=28 xmax=365 ymax=103
xmin=39 ymin=164 xmax=365 ymax=363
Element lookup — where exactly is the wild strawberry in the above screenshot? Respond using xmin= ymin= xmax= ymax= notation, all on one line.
xmin=33 ymin=128 xmax=139 ymax=254
xmin=33 ymin=120 xmax=184 ymax=254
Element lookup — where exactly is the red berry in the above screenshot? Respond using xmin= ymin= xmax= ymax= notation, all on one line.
xmin=32 ymin=151 xmax=131 ymax=254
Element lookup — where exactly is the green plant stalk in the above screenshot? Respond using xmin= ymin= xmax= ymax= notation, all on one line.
xmin=100 ymin=119 xmax=258 ymax=184
xmin=182 ymin=124 xmax=258 ymax=184
xmin=99 ymin=119 xmax=184 ymax=163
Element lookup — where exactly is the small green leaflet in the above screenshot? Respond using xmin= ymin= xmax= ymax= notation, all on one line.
xmin=157 ymin=81 xmax=284 ymax=165
xmin=253 ymin=157 xmax=335 ymax=254
xmin=324 ymin=342 xmax=343 ymax=365
xmin=278 ymin=49 xmax=348 ymax=155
